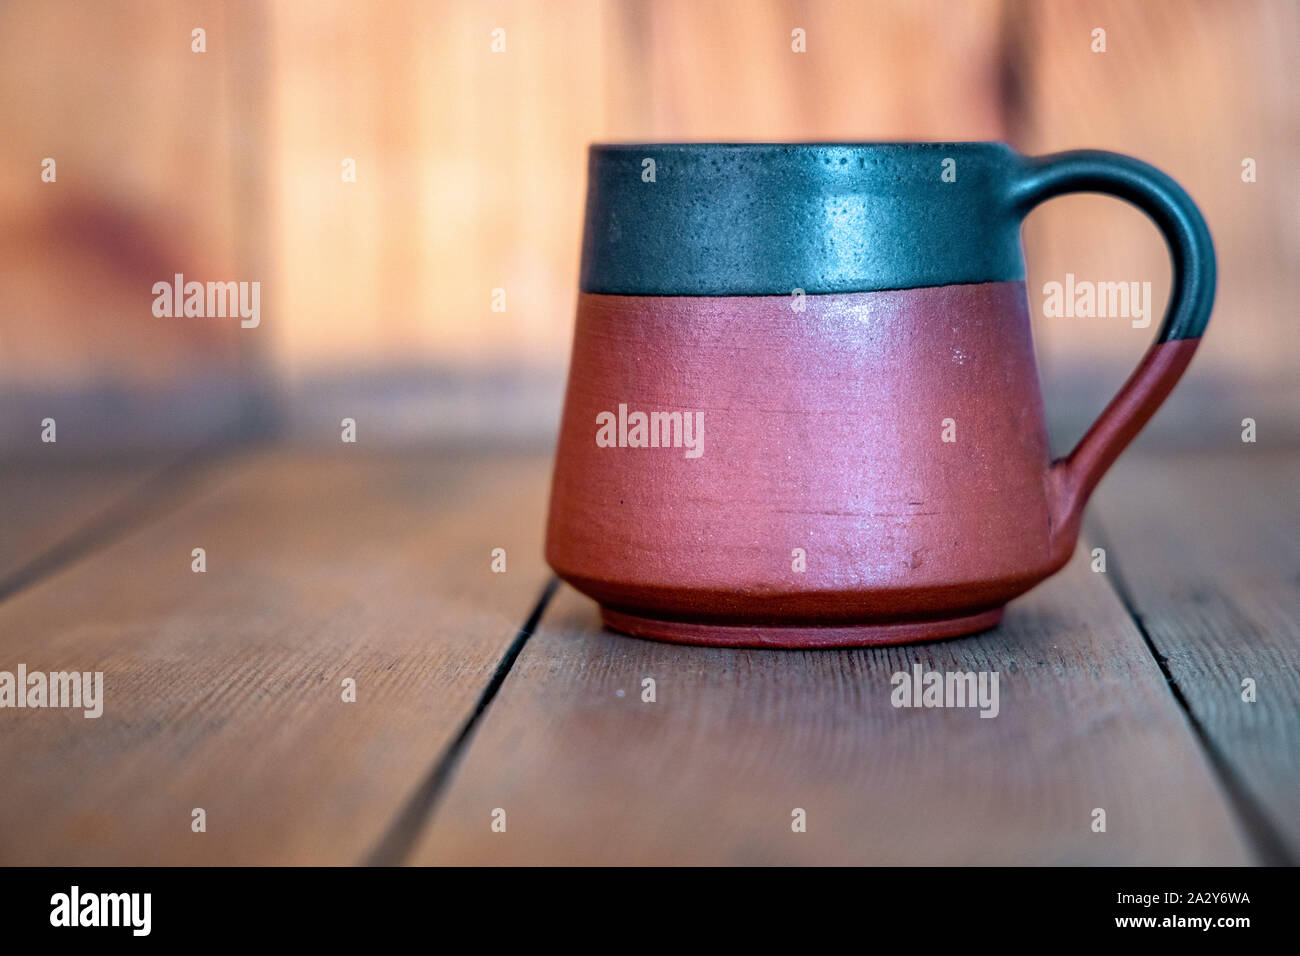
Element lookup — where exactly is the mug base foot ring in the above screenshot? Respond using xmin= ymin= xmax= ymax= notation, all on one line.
xmin=598 ymin=605 xmax=1004 ymax=649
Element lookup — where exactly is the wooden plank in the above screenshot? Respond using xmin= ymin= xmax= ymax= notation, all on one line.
xmin=271 ymin=0 xmax=606 ymax=378
xmin=627 ymin=0 xmax=1009 ymax=141
xmin=1092 ymin=449 xmax=1300 ymax=861
xmin=0 ymin=0 xmax=268 ymax=449
xmin=1015 ymin=0 xmax=1300 ymax=441
xmin=0 ymin=455 xmax=174 ymax=589
xmin=0 ymin=449 xmax=551 ymax=864
xmin=412 ymin=543 xmax=1251 ymax=865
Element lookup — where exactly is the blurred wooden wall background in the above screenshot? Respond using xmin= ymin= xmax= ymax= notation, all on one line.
xmin=1 ymin=0 xmax=1296 ymax=452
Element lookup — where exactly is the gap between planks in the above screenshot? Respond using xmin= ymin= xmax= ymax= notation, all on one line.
xmin=0 ymin=448 xmax=555 ymax=864
xmin=363 ymin=576 xmax=558 ymax=866
xmin=1088 ymin=448 xmax=1300 ymax=864
xmin=1088 ymin=513 xmax=1294 ymax=866
xmin=0 ymin=442 xmax=246 ymax=605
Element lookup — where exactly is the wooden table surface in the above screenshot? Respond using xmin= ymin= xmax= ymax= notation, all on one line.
xmin=0 ymin=445 xmax=1295 ymax=865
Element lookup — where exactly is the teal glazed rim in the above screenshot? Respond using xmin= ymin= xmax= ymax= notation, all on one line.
xmin=577 ymin=141 xmax=1215 ymax=342
xmin=579 ymin=142 xmax=1028 ymax=298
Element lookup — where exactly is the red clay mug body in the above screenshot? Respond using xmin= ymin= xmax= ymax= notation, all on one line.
xmin=546 ymin=144 xmax=1215 ymax=648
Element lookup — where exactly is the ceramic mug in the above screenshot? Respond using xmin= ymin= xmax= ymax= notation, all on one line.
xmin=546 ymin=143 xmax=1214 ymax=648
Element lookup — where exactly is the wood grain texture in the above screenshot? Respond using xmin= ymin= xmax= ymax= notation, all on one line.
xmin=1092 ymin=449 xmax=1300 ymax=860
xmin=0 ymin=449 xmax=551 ymax=864
xmin=0 ymin=0 xmax=258 ymax=409
xmin=272 ymin=0 xmax=607 ymax=376
xmin=1014 ymin=0 xmax=1300 ymax=438
xmin=412 ymin=539 xmax=1251 ymax=865
xmin=0 ymin=456 xmax=172 ymax=587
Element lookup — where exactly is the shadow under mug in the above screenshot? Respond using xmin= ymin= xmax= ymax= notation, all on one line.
xmin=546 ymin=143 xmax=1215 ymax=648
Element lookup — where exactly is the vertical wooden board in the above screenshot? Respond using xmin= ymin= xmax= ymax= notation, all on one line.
xmin=412 ymin=545 xmax=1250 ymax=865
xmin=628 ymin=0 xmax=1011 ymax=141
xmin=0 ymin=0 xmax=266 ymax=447
xmin=0 ymin=450 xmax=552 ymax=864
xmin=1014 ymin=0 xmax=1300 ymax=435
xmin=1092 ymin=450 xmax=1300 ymax=859
xmin=270 ymin=0 xmax=606 ymax=378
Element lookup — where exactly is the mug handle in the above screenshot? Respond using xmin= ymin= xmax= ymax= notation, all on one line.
xmin=1009 ymin=150 xmax=1216 ymax=561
